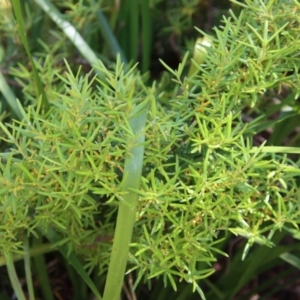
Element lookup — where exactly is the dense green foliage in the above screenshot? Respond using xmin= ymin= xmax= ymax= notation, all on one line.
xmin=0 ymin=0 xmax=300 ymax=299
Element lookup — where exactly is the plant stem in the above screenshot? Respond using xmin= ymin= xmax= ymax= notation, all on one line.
xmin=103 ymin=108 xmax=148 ymax=300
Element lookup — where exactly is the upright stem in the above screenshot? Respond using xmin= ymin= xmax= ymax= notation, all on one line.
xmin=103 ymin=109 xmax=147 ymax=300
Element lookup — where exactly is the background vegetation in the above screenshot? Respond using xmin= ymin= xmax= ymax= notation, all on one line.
xmin=0 ymin=0 xmax=300 ymax=299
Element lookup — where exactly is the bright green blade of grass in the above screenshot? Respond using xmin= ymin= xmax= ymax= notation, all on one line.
xmin=102 ymin=103 xmax=148 ymax=300
xmin=33 ymin=0 xmax=126 ymax=81
xmin=250 ymin=146 xmax=300 ymax=154
xmin=33 ymin=0 xmax=105 ymax=81
xmin=6 ymin=252 xmax=27 ymax=300
xmin=11 ymin=0 xmax=49 ymax=111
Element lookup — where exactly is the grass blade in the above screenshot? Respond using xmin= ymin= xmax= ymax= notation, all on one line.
xmin=103 ymin=106 xmax=148 ymax=300
xmin=141 ymin=0 xmax=152 ymax=73
xmin=250 ymin=146 xmax=300 ymax=154
xmin=40 ymin=227 xmax=102 ymax=300
xmin=23 ymin=236 xmax=35 ymax=300
xmin=93 ymin=1 xmax=127 ymax=63
xmin=128 ymin=0 xmax=139 ymax=63
xmin=32 ymin=237 xmax=55 ymax=300
xmin=6 ymin=253 xmax=26 ymax=300
xmin=0 ymin=69 xmax=22 ymax=119
xmin=11 ymin=0 xmax=49 ymax=111
xmin=280 ymin=252 xmax=300 ymax=270
xmin=33 ymin=0 xmax=105 ymax=81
